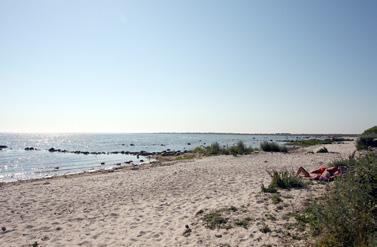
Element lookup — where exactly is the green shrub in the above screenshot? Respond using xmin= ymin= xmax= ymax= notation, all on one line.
xmin=260 ymin=142 xmax=288 ymax=153
xmin=357 ymin=126 xmax=377 ymax=150
xmin=297 ymin=153 xmax=377 ymax=246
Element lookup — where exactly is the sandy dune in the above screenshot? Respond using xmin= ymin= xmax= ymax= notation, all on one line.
xmin=0 ymin=141 xmax=355 ymax=247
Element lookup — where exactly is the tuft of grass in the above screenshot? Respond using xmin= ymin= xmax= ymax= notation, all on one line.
xmin=316 ymin=147 xmax=328 ymax=153
xmin=202 ymin=211 xmax=228 ymax=230
xmin=201 ymin=207 xmax=253 ymax=230
xmin=260 ymin=142 xmax=288 ymax=153
xmin=192 ymin=141 xmax=254 ymax=156
xmin=207 ymin=142 xmax=222 ymax=155
xmin=357 ymin=126 xmax=377 ymax=150
xmin=295 ymin=153 xmax=377 ymax=246
xmin=268 ymin=170 xmax=305 ymax=190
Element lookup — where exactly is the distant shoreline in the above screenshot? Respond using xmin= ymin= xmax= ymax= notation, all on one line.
xmin=0 ymin=132 xmax=360 ymax=136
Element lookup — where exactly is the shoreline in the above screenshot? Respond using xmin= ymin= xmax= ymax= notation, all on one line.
xmin=0 ymin=141 xmax=356 ymax=246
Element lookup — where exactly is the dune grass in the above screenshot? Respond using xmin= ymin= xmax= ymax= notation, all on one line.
xmin=268 ymin=170 xmax=305 ymax=189
xmin=260 ymin=141 xmax=288 ymax=153
xmin=261 ymin=170 xmax=305 ymax=194
xmin=193 ymin=141 xmax=254 ymax=156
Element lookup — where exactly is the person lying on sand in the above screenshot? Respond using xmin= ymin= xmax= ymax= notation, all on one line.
xmin=296 ymin=165 xmax=344 ymax=181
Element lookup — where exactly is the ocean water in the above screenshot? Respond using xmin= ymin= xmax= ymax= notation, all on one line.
xmin=0 ymin=133 xmax=307 ymax=182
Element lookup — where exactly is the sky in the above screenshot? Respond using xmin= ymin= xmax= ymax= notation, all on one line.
xmin=0 ymin=0 xmax=376 ymax=134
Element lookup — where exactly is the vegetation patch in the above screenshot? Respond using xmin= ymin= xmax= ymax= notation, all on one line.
xmin=286 ymin=139 xmax=333 ymax=147
xmin=261 ymin=170 xmax=305 ymax=196
xmin=268 ymin=170 xmax=305 ymax=190
xmin=193 ymin=141 xmax=254 ymax=156
xmin=356 ymin=125 xmax=377 ymax=150
xmin=261 ymin=184 xmax=278 ymax=193
xmin=260 ymin=142 xmax=288 ymax=153
xmin=201 ymin=206 xmax=253 ymax=230
xmin=294 ymin=153 xmax=377 ymax=246
xmin=203 ymin=211 xmax=229 ymax=230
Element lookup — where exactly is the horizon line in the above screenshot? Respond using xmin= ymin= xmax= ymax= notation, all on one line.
xmin=0 ymin=131 xmax=360 ymax=136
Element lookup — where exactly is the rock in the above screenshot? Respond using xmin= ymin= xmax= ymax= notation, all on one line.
xmin=1 ymin=226 xmax=6 ymax=232
xmin=183 ymin=225 xmax=192 ymax=237
xmin=48 ymin=148 xmax=57 ymax=152
xmin=101 ymin=162 xmax=105 ymax=165
xmin=25 ymin=147 xmax=36 ymax=151
xmin=215 ymin=234 xmax=222 ymax=238
xmin=54 ymin=167 xmax=59 ymax=170
xmin=140 ymin=159 xmax=144 ymax=163
xmin=187 ymin=143 xmax=191 ymax=145
xmin=130 ymin=144 xmax=135 ymax=146
xmin=116 ymin=163 xmax=122 ymax=166
xmin=0 ymin=145 xmax=7 ymax=150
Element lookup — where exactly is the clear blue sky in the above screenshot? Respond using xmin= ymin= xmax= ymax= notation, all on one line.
xmin=0 ymin=0 xmax=376 ymax=134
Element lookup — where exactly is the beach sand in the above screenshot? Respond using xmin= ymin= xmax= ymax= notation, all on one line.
xmin=0 ymin=141 xmax=355 ymax=247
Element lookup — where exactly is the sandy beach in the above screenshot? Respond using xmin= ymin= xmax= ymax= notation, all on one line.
xmin=0 ymin=141 xmax=356 ymax=247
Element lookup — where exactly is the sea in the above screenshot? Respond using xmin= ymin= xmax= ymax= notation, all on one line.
xmin=0 ymin=133 xmax=314 ymax=182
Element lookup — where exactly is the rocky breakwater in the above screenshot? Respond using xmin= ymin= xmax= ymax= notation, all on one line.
xmin=41 ymin=147 xmax=188 ymax=157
